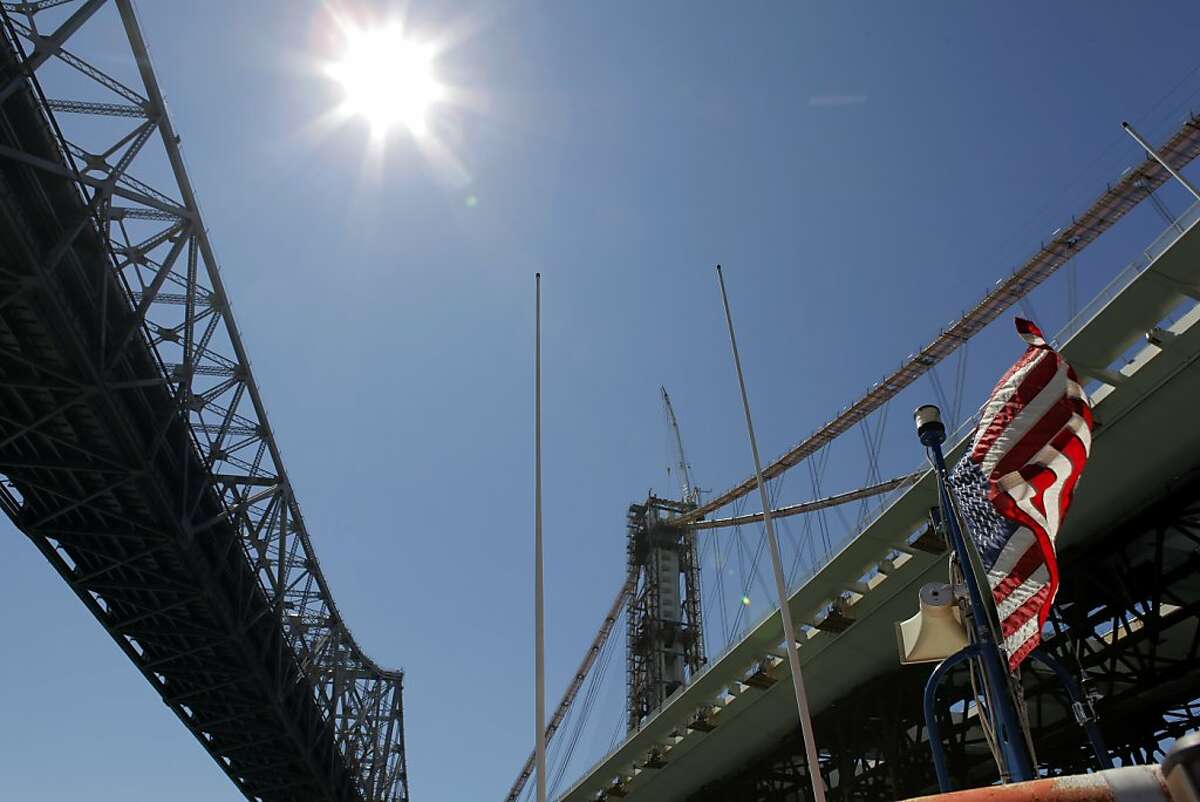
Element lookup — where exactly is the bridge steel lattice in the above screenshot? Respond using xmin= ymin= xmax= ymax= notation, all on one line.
xmin=0 ymin=2 xmax=408 ymax=800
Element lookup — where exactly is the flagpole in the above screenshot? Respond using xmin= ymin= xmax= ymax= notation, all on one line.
xmin=535 ymin=273 xmax=546 ymax=802
xmin=716 ymin=265 xmax=827 ymax=802
xmin=914 ymin=405 xmax=1034 ymax=785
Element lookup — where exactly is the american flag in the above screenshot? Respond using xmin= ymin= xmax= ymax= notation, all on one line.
xmin=948 ymin=318 xmax=1093 ymax=671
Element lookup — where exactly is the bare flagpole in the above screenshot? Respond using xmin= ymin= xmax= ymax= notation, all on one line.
xmin=716 ymin=265 xmax=827 ymax=802
xmin=535 ymin=273 xmax=547 ymax=802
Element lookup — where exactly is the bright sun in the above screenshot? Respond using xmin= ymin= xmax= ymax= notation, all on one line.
xmin=327 ymin=24 xmax=444 ymax=138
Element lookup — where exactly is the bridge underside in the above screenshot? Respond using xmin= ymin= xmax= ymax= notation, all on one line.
xmin=690 ymin=471 xmax=1200 ymax=801
xmin=0 ymin=22 xmax=364 ymax=802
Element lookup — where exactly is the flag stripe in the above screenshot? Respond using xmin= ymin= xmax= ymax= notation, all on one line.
xmin=1007 ymin=620 xmax=1042 ymax=667
xmin=973 ymin=349 xmax=1059 ymax=467
xmin=999 ymin=585 xmax=1051 ymax=639
xmin=995 ymin=567 xmax=1050 ymax=622
xmin=985 ymin=526 xmax=1036 ymax=579
xmin=992 ymin=543 xmax=1046 ymax=605
xmin=989 ymin=388 xmax=1073 ymax=480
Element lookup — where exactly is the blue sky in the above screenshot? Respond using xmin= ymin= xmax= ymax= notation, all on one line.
xmin=3 ymin=2 xmax=1200 ymax=800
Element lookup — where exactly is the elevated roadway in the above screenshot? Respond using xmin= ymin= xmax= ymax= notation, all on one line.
xmin=563 ymin=204 xmax=1200 ymax=802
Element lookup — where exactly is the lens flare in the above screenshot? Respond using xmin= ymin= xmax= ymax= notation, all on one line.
xmin=326 ymin=23 xmax=444 ymax=137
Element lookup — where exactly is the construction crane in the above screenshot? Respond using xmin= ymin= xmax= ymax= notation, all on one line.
xmin=662 ymin=386 xmax=700 ymax=506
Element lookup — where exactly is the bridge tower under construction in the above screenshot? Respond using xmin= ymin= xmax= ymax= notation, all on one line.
xmin=625 ymin=496 xmax=706 ymax=732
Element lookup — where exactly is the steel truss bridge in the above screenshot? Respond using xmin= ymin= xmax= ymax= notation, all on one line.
xmin=0 ymin=2 xmax=407 ymax=801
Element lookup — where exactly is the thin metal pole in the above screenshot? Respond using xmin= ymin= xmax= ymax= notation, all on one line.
xmin=716 ymin=265 xmax=827 ymax=802
xmin=1122 ymin=121 xmax=1200 ymax=202
xmin=534 ymin=273 xmax=546 ymax=802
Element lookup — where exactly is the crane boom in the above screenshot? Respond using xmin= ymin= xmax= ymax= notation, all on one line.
xmin=662 ymin=386 xmax=698 ymax=505
xmin=504 ymin=572 xmax=635 ymax=802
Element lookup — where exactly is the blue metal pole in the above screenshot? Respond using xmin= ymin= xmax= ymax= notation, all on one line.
xmin=1029 ymin=647 xmax=1113 ymax=769
xmin=917 ymin=406 xmax=1035 ymax=783
xmin=925 ymin=644 xmax=981 ymax=792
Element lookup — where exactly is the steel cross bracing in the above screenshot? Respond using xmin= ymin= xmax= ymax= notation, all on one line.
xmin=0 ymin=3 xmax=407 ymax=801
xmin=673 ymin=112 xmax=1200 ymax=528
xmin=687 ymin=470 xmax=1200 ymax=802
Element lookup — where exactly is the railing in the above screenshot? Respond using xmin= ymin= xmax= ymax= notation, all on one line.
xmin=1054 ymin=199 xmax=1200 ymax=349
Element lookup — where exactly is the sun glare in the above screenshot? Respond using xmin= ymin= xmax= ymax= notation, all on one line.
xmin=327 ymin=24 xmax=444 ymax=137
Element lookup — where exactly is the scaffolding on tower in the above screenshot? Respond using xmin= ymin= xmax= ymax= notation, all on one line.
xmin=624 ymin=390 xmax=708 ymax=732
